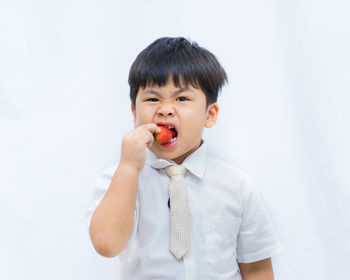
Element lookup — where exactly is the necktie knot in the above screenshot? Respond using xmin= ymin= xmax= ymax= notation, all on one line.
xmin=166 ymin=165 xmax=187 ymax=177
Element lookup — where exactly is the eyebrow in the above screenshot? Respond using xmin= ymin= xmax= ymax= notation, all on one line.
xmin=141 ymin=87 xmax=192 ymax=96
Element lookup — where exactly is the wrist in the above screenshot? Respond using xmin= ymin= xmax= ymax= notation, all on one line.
xmin=118 ymin=160 xmax=141 ymax=174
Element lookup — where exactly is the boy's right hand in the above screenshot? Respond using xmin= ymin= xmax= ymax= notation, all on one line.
xmin=119 ymin=123 xmax=161 ymax=171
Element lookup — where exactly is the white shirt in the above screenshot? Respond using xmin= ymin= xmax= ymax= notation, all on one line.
xmin=86 ymin=141 xmax=282 ymax=279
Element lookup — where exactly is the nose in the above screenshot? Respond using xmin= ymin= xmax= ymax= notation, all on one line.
xmin=157 ymin=103 xmax=175 ymax=117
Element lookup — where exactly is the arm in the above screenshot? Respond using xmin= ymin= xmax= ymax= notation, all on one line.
xmin=238 ymin=258 xmax=274 ymax=280
xmin=89 ymin=123 xmax=160 ymax=258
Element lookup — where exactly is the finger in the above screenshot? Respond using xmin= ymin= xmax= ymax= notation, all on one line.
xmin=145 ymin=133 xmax=155 ymax=148
xmin=146 ymin=140 xmax=153 ymax=148
xmin=141 ymin=123 xmax=161 ymax=134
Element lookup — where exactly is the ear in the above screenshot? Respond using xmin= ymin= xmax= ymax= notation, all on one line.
xmin=131 ymin=104 xmax=137 ymax=128
xmin=205 ymin=103 xmax=219 ymax=128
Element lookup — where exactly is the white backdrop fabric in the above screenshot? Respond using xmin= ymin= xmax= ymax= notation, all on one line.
xmin=1 ymin=1 xmax=349 ymax=279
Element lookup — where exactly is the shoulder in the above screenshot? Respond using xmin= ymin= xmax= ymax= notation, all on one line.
xmin=203 ymin=152 xmax=256 ymax=200
xmin=205 ymin=152 xmax=250 ymax=183
xmin=95 ymin=164 xmax=118 ymax=190
xmin=97 ymin=164 xmax=118 ymax=179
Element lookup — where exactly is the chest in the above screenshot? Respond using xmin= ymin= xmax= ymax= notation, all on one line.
xmin=130 ymin=169 xmax=243 ymax=275
xmin=137 ymin=169 xmax=243 ymax=232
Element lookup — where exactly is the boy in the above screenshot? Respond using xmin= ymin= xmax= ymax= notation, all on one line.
xmin=86 ymin=37 xmax=282 ymax=279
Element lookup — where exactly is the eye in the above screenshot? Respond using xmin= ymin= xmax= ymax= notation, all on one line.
xmin=146 ymin=98 xmax=159 ymax=102
xmin=176 ymin=96 xmax=189 ymax=102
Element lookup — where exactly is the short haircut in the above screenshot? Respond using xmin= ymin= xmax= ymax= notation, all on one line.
xmin=128 ymin=37 xmax=227 ymax=108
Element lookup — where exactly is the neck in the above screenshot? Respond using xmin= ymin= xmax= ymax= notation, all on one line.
xmin=172 ymin=139 xmax=203 ymax=165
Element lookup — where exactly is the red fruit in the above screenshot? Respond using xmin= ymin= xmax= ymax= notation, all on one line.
xmin=154 ymin=126 xmax=173 ymax=144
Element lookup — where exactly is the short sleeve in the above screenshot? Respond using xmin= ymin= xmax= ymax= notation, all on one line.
xmin=237 ymin=176 xmax=282 ymax=263
xmin=85 ymin=164 xmax=118 ymax=229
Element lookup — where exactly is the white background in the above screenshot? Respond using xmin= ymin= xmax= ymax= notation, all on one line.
xmin=1 ymin=0 xmax=349 ymax=279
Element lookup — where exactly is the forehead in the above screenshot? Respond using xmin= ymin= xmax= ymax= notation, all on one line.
xmin=141 ymin=82 xmax=186 ymax=92
xmin=144 ymin=74 xmax=187 ymax=89
xmin=138 ymin=76 xmax=193 ymax=94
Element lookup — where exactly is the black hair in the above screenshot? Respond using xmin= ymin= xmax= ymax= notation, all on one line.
xmin=128 ymin=37 xmax=228 ymax=108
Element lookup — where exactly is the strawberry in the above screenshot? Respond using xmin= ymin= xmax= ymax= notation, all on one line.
xmin=154 ymin=126 xmax=173 ymax=144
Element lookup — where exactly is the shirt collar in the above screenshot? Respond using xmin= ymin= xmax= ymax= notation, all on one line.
xmin=146 ymin=140 xmax=207 ymax=179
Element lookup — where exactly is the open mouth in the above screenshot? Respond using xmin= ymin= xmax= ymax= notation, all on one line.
xmin=163 ymin=125 xmax=178 ymax=143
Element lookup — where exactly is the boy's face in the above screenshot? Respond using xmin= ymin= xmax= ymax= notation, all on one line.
xmin=131 ymin=77 xmax=219 ymax=164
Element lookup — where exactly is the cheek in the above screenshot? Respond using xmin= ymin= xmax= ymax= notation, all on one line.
xmin=135 ymin=114 xmax=144 ymax=126
xmin=134 ymin=107 xmax=153 ymax=126
xmin=182 ymin=115 xmax=205 ymax=136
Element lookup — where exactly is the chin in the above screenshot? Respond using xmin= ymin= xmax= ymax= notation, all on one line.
xmin=159 ymin=151 xmax=179 ymax=160
xmin=150 ymin=147 xmax=178 ymax=160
